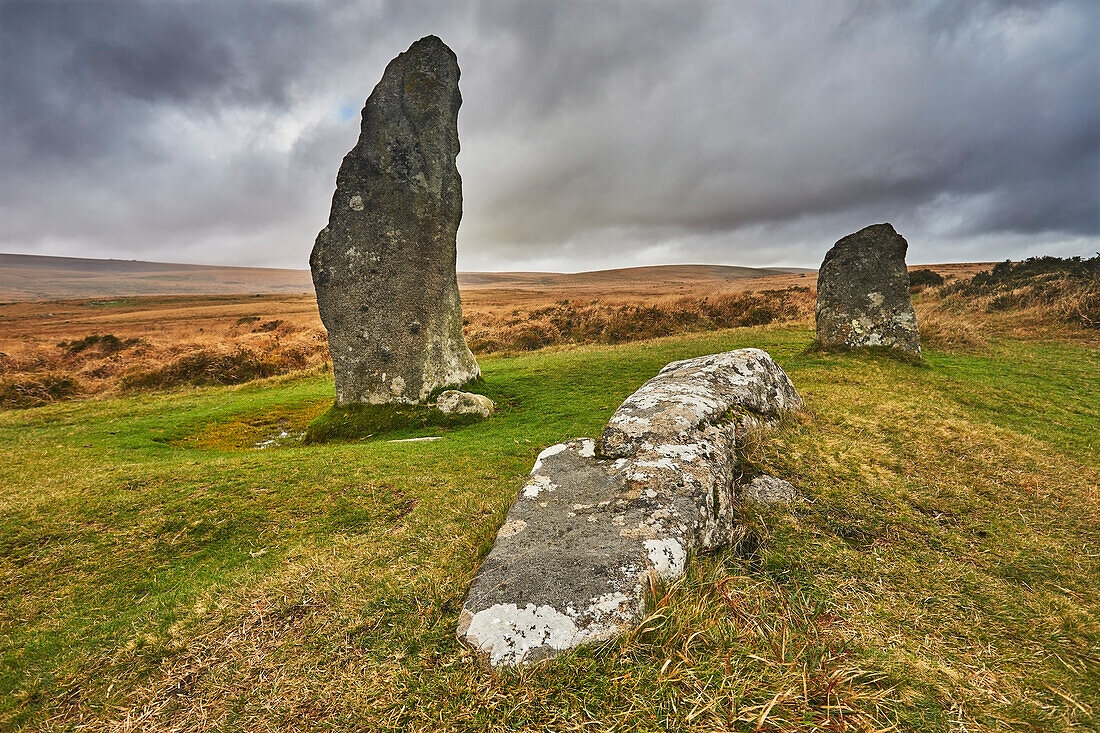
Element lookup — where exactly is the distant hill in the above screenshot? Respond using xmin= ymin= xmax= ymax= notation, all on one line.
xmin=0 ymin=254 xmax=313 ymax=301
xmin=459 ymin=264 xmax=810 ymax=289
xmin=0 ymin=254 xmax=814 ymax=302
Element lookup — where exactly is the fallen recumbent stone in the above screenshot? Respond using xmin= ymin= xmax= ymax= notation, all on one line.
xmin=457 ymin=348 xmax=802 ymax=666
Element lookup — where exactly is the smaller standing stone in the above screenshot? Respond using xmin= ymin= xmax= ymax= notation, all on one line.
xmin=815 ymin=223 xmax=921 ymax=356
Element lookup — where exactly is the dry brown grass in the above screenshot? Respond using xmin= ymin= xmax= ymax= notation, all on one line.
xmin=0 ymin=310 xmax=330 ymax=405
xmin=0 ymin=275 xmax=818 ymax=404
xmin=465 ymin=288 xmax=816 ymax=353
xmin=1 ymin=261 xmax=1092 ymax=408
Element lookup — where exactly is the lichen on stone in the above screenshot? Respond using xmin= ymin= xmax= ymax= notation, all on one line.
xmin=458 ymin=348 xmax=803 ymax=666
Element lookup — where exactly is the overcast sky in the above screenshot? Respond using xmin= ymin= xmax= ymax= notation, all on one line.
xmin=1 ymin=0 xmax=1097 ymax=271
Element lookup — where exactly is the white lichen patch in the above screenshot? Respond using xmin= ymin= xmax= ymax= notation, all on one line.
xmin=522 ymin=474 xmax=554 ymax=499
xmin=463 ymin=603 xmax=581 ymax=667
xmin=644 ymin=538 xmax=686 ymax=579
xmin=610 ymin=415 xmax=651 ymax=436
xmin=577 ymin=439 xmax=596 ymax=458
xmin=532 ymin=443 xmax=568 ymax=473
xmin=589 ymin=592 xmax=632 ymax=616
xmin=655 ymin=443 xmax=704 ymax=461
xmin=634 ymin=457 xmax=677 ymax=470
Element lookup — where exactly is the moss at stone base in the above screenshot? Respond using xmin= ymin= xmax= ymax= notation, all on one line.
xmin=303 ymin=401 xmax=480 ymax=444
xmin=806 ymin=340 xmax=926 ymax=365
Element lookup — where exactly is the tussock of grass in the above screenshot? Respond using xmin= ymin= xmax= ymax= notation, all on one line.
xmin=120 ymin=346 xmax=315 ymax=391
xmin=0 ymin=373 xmax=81 ymax=409
xmin=912 ymin=304 xmax=989 ymax=351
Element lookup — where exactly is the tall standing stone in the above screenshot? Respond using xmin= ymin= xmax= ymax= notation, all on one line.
xmin=815 ymin=223 xmax=921 ymax=356
xmin=310 ymin=35 xmax=479 ymax=404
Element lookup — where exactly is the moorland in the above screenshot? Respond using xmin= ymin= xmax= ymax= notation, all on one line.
xmin=0 ymin=256 xmax=1097 ymax=731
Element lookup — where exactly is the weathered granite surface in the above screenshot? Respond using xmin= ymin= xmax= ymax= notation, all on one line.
xmin=457 ymin=348 xmax=802 ymax=666
xmin=815 ymin=223 xmax=921 ymax=356
xmin=310 ymin=35 xmax=479 ymax=405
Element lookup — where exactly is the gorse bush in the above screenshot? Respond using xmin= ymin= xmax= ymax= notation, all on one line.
xmin=943 ymin=255 xmax=1100 ymax=329
xmin=57 ymin=334 xmax=142 ymax=354
xmin=908 ymin=268 xmax=944 ymax=291
xmin=977 ymin=255 xmax=1099 ymax=284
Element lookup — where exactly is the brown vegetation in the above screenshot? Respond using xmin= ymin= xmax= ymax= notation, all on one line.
xmin=0 ymin=260 xmax=1093 ymax=408
xmin=0 ymin=310 xmax=330 ymax=406
xmin=916 ymin=256 xmax=1100 ymax=349
xmin=465 ymin=288 xmax=815 ymax=352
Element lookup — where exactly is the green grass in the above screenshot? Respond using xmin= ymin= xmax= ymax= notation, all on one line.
xmin=0 ymin=326 xmax=1097 ymax=731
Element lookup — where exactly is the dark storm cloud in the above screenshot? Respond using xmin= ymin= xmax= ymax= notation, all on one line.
xmin=1 ymin=0 xmax=1097 ymax=270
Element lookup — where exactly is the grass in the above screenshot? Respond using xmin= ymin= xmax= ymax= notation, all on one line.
xmin=0 ymin=323 xmax=1097 ymax=731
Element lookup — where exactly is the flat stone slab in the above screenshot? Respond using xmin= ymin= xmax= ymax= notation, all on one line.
xmin=457 ymin=348 xmax=802 ymax=666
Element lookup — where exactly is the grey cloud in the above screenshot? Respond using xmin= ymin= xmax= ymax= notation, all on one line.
xmin=0 ymin=0 xmax=1096 ymax=271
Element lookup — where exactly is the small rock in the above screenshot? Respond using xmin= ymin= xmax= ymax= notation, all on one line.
xmin=741 ymin=474 xmax=798 ymax=505
xmin=435 ymin=390 xmax=494 ymax=418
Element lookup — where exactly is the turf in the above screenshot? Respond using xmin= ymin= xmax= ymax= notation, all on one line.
xmin=0 ymin=325 xmax=1097 ymax=731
